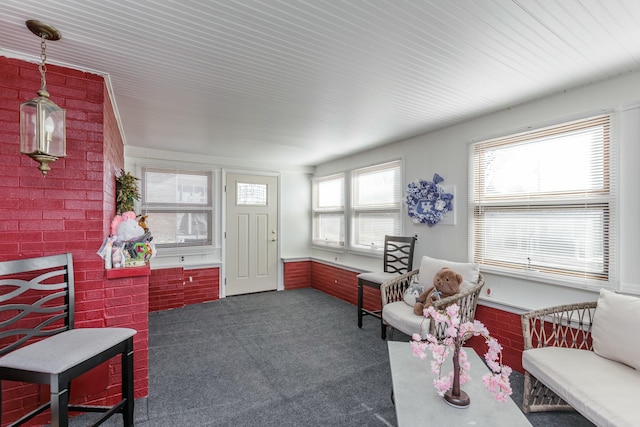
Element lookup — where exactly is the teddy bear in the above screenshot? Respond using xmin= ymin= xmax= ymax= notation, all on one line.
xmin=413 ymin=267 xmax=463 ymax=315
xmin=136 ymin=214 xmax=149 ymax=232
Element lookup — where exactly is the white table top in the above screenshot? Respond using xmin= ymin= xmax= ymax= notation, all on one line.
xmin=388 ymin=341 xmax=532 ymax=427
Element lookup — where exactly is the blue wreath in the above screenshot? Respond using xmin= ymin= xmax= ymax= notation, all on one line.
xmin=406 ymin=173 xmax=454 ymax=226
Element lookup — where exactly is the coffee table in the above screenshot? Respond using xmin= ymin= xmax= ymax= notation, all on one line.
xmin=388 ymin=341 xmax=532 ymax=427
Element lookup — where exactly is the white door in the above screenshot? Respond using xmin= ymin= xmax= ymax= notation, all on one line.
xmin=225 ymin=173 xmax=278 ymax=296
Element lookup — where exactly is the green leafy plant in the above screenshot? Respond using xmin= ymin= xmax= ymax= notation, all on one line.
xmin=115 ymin=169 xmax=141 ymax=214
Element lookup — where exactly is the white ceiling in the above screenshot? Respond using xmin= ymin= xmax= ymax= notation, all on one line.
xmin=1 ymin=1 xmax=640 ymax=168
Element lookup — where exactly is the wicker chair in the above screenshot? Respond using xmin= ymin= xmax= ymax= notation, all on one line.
xmin=520 ymin=302 xmax=597 ymax=414
xmin=380 ymin=270 xmax=484 ymax=339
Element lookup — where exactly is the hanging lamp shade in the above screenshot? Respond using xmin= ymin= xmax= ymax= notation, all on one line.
xmin=19 ymin=20 xmax=66 ymax=177
xmin=20 ymin=89 xmax=66 ymax=175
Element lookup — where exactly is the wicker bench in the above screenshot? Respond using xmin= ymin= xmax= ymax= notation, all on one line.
xmin=521 ymin=289 xmax=640 ymax=427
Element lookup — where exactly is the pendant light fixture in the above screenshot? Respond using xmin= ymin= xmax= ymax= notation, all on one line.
xmin=19 ymin=20 xmax=66 ymax=177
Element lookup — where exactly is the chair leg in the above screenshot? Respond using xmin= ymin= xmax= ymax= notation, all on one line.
xmin=51 ymin=378 xmax=70 ymax=427
xmin=357 ymin=280 xmax=364 ymax=328
xmin=381 ymin=320 xmax=386 ymax=340
xmin=122 ymin=340 xmax=135 ymax=427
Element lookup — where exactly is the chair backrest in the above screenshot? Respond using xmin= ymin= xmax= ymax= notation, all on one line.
xmin=383 ymin=235 xmax=416 ymax=274
xmin=0 ymin=253 xmax=74 ymax=356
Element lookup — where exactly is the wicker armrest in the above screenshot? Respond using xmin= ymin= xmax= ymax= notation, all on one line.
xmin=521 ymin=301 xmax=597 ymax=351
xmin=380 ymin=269 xmax=419 ymax=306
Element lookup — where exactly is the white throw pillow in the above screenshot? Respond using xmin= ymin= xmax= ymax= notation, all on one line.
xmin=403 ymin=282 xmax=425 ymax=306
xmin=417 ymin=255 xmax=480 ymax=290
xmin=591 ymin=288 xmax=640 ymax=370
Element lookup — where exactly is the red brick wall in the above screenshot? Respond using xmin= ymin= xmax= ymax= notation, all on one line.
xmin=467 ymin=305 xmax=525 ymax=373
xmin=149 ymin=267 xmax=220 ymax=312
xmin=309 ymin=261 xmax=384 ymax=311
xmin=283 ymin=260 xmax=311 ymax=290
xmin=102 ymin=83 xmax=123 ymax=233
xmin=184 ymin=268 xmax=219 ymax=306
xmin=0 ymin=56 xmax=149 ymax=425
xmin=149 ymin=267 xmax=184 ymax=311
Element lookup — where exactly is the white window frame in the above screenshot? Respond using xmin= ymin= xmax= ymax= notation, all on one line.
xmin=350 ymin=160 xmax=402 ymax=252
xmin=469 ymin=114 xmax=617 ymax=288
xmin=312 ymin=173 xmax=345 ymax=248
xmin=141 ymin=167 xmax=215 ymax=252
xmin=312 ymin=160 xmax=403 ymax=253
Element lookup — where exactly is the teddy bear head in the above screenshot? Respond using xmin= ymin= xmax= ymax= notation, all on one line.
xmin=433 ymin=267 xmax=463 ymax=297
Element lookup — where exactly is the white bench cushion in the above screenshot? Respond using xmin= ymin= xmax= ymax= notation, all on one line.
xmin=382 ymin=301 xmax=431 ymax=339
xmin=592 ymin=289 xmax=640 ymax=370
xmin=523 ymin=347 xmax=640 ymax=427
xmin=0 ymin=328 xmax=136 ymax=374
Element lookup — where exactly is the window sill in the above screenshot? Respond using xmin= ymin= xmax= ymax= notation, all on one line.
xmin=479 ymin=264 xmax=613 ymax=292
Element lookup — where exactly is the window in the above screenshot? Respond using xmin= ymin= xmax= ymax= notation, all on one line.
xmin=236 ymin=183 xmax=267 ymax=205
xmin=312 ymin=160 xmax=402 ymax=251
xmin=312 ymin=174 xmax=345 ymax=247
xmin=351 ymin=161 xmax=401 ymax=250
xmin=470 ymin=114 xmax=616 ymax=286
xmin=141 ymin=167 xmax=213 ymax=248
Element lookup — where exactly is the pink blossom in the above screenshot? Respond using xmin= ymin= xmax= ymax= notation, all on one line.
xmin=410 ymin=303 xmax=512 ymax=403
xmin=459 ymin=369 xmax=471 ymax=385
xmin=445 ymin=304 xmax=459 ymax=318
xmin=433 ymin=374 xmax=452 ymax=396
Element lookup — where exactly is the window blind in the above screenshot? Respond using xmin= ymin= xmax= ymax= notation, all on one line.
xmin=470 ymin=114 xmax=616 ymax=285
xmin=312 ymin=174 xmax=345 ymax=246
xmin=351 ymin=160 xmax=402 ymax=249
xmin=142 ymin=167 xmax=213 ymax=248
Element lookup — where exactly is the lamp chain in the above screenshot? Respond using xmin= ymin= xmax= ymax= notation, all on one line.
xmin=39 ymin=36 xmax=48 ymax=92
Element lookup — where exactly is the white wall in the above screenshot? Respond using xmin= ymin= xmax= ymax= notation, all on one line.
xmin=313 ymin=70 xmax=640 ymax=312
xmin=124 ymin=147 xmax=314 ymax=275
xmin=280 ymin=171 xmax=313 ymax=258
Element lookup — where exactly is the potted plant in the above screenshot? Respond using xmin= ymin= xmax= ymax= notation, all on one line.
xmin=115 ymin=169 xmax=140 ymax=214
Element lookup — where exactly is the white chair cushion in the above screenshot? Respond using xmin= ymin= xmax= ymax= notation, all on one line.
xmin=357 ymin=271 xmax=399 ymax=286
xmin=0 ymin=328 xmax=136 ymax=374
xmin=592 ymin=288 xmax=640 ymax=370
xmin=523 ymin=347 xmax=640 ymax=427
xmin=417 ymin=256 xmax=479 ymax=290
xmin=382 ymin=301 xmax=431 ymax=339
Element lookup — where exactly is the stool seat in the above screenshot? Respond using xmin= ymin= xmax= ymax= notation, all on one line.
xmin=0 ymin=328 xmax=136 ymax=374
xmin=357 ymin=271 xmax=398 ymax=285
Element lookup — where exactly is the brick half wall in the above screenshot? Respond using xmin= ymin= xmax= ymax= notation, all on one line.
xmin=283 ymin=260 xmax=312 ymax=290
xmin=149 ymin=267 xmax=220 ymax=312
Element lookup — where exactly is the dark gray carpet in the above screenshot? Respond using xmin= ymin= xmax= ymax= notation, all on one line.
xmin=62 ymin=288 xmax=594 ymax=426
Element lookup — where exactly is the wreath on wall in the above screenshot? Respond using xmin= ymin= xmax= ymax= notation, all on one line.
xmin=406 ymin=173 xmax=454 ymax=226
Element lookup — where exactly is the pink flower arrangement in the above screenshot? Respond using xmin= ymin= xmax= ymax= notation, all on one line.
xmin=410 ymin=304 xmax=513 ymax=402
